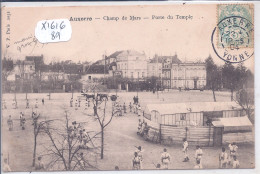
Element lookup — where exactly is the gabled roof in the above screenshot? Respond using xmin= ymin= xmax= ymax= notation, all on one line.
xmin=107 ymin=51 xmax=124 ymax=59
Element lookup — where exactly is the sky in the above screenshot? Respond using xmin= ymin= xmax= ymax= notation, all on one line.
xmin=1 ymin=4 xmax=254 ymax=70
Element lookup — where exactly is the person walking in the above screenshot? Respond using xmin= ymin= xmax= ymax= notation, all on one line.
xmin=228 ymin=142 xmax=238 ymax=166
xmin=195 ymin=146 xmax=203 ymax=168
xmin=7 ymin=115 xmax=13 ymax=131
xmin=35 ymin=99 xmax=38 ymax=108
xmin=129 ymin=102 xmax=132 ymax=112
xmin=26 ymin=99 xmax=29 ymax=108
xmin=182 ymin=138 xmax=189 ymax=162
xmin=132 ymin=152 xmax=141 ymax=170
xmin=219 ymin=147 xmax=228 ymax=168
xmin=123 ymin=103 xmax=126 ymax=113
xmin=42 ymin=98 xmax=44 ymax=105
xmin=161 ymin=148 xmax=171 ymax=169
xmin=135 ymin=146 xmax=143 ymax=169
xmin=70 ymin=98 xmax=73 ymax=107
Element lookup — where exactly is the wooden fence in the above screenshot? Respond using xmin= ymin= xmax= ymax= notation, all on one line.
xmin=160 ymin=125 xmax=214 ymax=146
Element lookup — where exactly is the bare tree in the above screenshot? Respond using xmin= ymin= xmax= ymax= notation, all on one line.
xmin=92 ymin=96 xmax=118 ymax=159
xmin=42 ymin=109 xmax=100 ymax=171
xmin=31 ymin=112 xmax=54 ymax=167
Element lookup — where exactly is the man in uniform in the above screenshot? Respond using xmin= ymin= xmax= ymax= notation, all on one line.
xmin=161 ymin=148 xmax=171 ymax=169
xmin=35 ymin=99 xmax=38 ymax=108
xmin=70 ymin=98 xmax=73 ymax=107
xmin=182 ymin=138 xmax=189 ymax=162
xmin=228 ymin=142 xmax=238 ymax=166
xmin=129 ymin=102 xmax=132 ymax=113
xmin=12 ymin=99 xmax=17 ymax=109
xmin=123 ymin=103 xmax=126 ymax=113
xmin=195 ymin=145 xmax=203 ymax=168
xmin=42 ymin=98 xmax=44 ymax=105
xmin=137 ymin=104 xmax=142 ymax=117
xmin=35 ymin=156 xmax=45 ymax=170
xmin=137 ymin=119 xmax=142 ymax=135
xmin=7 ymin=115 xmax=13 ymax=131
xmin=132 ymin=152 xmax=141 ymax=170
xmin=75 ymin=100 xmax=78 ymax=110
xmin=219 ymin=147 xmax=228 ymax=168
xmin=19 ymin=112 xmax=23 ymax=126
xmin=26 ymin=99 xmax=29 ymax=109
xmin=135 ymin=146 xmax=143 ymax=169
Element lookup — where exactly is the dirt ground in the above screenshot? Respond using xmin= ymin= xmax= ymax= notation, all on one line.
xmin=1 ymin=90 xmax=255 ymax=171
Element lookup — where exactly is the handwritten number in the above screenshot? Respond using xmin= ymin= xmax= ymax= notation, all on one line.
xmin=51 ymin=31 xmax=60 ymax=40
xmin=60 ymin=21 xmax=66 ymax=29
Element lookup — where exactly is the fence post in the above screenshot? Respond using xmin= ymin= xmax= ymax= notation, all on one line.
xmin=159 ymin=124 xmax=162 ymax=144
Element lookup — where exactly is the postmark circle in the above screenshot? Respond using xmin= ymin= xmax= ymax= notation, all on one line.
xmin=211 ymin=16 xmax=254 ymax=63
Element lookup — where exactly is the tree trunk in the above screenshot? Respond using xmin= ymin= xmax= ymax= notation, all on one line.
xmin=101 ymin=127 xmax=104 ymax=159
xmin=212 ymin=89 xmax=216 ymax=102
xmin=32 ymin=135 xmax=37 ymax=167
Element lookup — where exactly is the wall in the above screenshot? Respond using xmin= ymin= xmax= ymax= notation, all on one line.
xmin=160 ymin=125 xmax=214 ymax=146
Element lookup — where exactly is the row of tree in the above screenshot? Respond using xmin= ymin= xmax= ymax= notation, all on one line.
xmin=205 ymin=56 xmax=254 ymax=121
xmin=205 ymin=55 xmax=254 ymax=101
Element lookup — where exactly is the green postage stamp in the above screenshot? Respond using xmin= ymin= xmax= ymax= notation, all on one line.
xmin=217 ymin=4 xmax=254 ymax=49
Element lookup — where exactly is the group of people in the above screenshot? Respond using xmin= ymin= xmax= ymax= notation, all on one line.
xmin=3 ymin=98 xmax=44 ymax=110
xmin=70 ymin=97 xmax=94 ymax=111
xmin=219 ymin=142 xmax=240 ymax=169
xmin=68 ymin=121 xmax=91 ymax=149
xmin=131 ymin=138 xmax=240 ymax=170
xmin=137 ymin=119 xmax=149 ymax=139
xmin=132 ymin=146 xmax=171 ymax=170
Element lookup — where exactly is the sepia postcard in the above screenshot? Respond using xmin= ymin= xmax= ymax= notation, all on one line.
xmin=1 ymin=2 xmax=256 ymax=172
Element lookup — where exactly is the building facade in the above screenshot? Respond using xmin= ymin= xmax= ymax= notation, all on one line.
xmin=115 ymin=50 xmax=148 ymax=80
xmin=147 ymin=55 xmax=163 ymax=78
xmin=154 ymin=54 xmax=207 ymax=89
xmin=171 ymin=62 xmax=206 ymax=89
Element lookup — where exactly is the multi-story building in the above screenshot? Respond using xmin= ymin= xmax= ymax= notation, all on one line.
xmin=114 ymin=50 xmax=148 ymax=80
xmin=161 ymin=55 xmax=182 ymax=89
xmin=171 ymin=62 xmax=206 ymax=89
xmin=147 ymin=55 xmax=163 ymax=78
xmin=156 ymin=54 xmax=206 ymax=89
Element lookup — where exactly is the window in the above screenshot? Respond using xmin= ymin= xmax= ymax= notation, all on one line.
xmin=118 ymin=64 xmax=120 ymax=70
xmin=125 ymin=72 xmax=126 ymax=77
xmin=180 ymin=113 xmax=186 ymax=120
xmin=138 ymin=72 xmax=140 ymax=78
xmin=131 ymin=72 xmax=133 ymax=78
xmin=142 ymin=72 xmax=144 ymax=77
xmin=88 ymin=76 xmax=91 ymax=80
xmin=30 ymin=66 xmax=33 ymax=70
xmin=136 ymin=57 xmax=139 ymax=60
